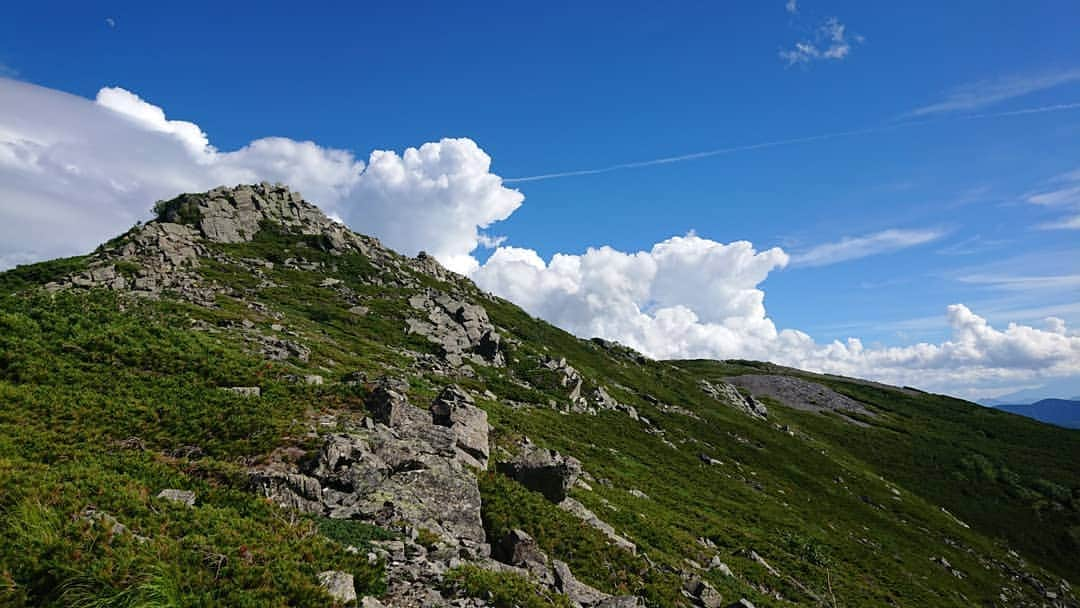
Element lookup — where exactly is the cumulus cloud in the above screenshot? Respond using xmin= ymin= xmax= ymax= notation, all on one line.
xmin=3 ymin=78 xmax=1079 ymax=399
xmin=790 ymin=228 xmax=945 ymax=267
xmin=0 ymin=78 xmax=521 ymax=275
xmin=473 ymin=239 xmax=1080 ymax=398
xmin=780 ymin=17 xmax=861 ymax=66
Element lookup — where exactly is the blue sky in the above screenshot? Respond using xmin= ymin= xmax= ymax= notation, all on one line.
xmin=2 ymin=1 xmax=1079 ymax=400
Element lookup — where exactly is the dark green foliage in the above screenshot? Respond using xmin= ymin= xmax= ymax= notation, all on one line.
xmin=152 ymin=193 xmax=203 ymax=225
xmin=316 ymin=517 xmax=399 ymax=550
xmin=479 ymin=471 xmax=679 ymax=602
xmin=0 ymin=255 xmax=89 ymax=293
xmin=0 ymin=291 xmax=383 ymax=606
xmin=442 ymin=565 xmax=572 ymax=608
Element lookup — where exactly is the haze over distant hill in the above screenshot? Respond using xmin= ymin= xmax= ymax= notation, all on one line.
xmin=993 ymin=399 xmax=1080 ymax=430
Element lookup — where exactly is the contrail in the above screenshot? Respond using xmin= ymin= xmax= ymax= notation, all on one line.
xmin=503 ymin=101 xmax=1080 ymax=184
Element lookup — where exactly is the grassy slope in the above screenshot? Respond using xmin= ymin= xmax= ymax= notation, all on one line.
xmin=0 ymin=225 xmax=1076 ymax=606
xmin=675 ymin=359 xmax=1080 ymax=585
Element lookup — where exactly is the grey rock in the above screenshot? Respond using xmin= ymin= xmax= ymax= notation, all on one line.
xmin=318 ymin=570 xmax=357 ymax=605
xmin=253 ymin=419 xmax=485 ymax=548
xmin=407 ymin=290 xmax=505 ymax=367
xmin=685 ymin=577 xmax=724 ymax=608
xmin=430 ymin=385 xmax=490 ymax=469
xmin=367 ymin=376 xmax=413 ymax=427
xmin=495 ymin=528 xmax=547 ymax=568
xmin=497 ymin=442 xmax=582 ymax=503
xmin=558 ymin=497 xmax=636 ymax=554
xmin=156 ymin=489 xmax=196 ymax=507
xmin=727 ymin=601 xmax=756 ymax=608
xmin=360 ymin=597 xmax=386 ymax=608
xmin=699 ymin=453 xmax=722 ymax=466
xmin=698 ymin=380 xmax=768 ymax=420
xmin=553 ymin=559 xmax=609 ymax=607
xmin=726 ymin=374 xmax=875 ymax=423
xmin=223 ymin=386 xmax=261 ymax=398
xmin=709 ymin=556 xmax=734 ymax=577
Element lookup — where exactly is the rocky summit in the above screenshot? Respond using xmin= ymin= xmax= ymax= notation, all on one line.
xmin=1 ymin=184 xmax=1078 ymax=607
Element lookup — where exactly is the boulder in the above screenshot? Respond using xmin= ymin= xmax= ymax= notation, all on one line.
xmin=430 ymin=384 xmax=490 ymax=469
xmin=553 ymin=559 xmax=609 ymax=607
xmin=156 ymin=489 xmax=196 ymax=507
xmin=367 ymin=376 xmax=412 ymax=427
xmin=223 ymin=386 xmax=260 ymax=398
xmin=318 ymin=570 xmax=357 ymax=605
xmin=685 ymin=577 xmax=724 ymax=608
xmin=497 ymin=442 xmax=582 ymax=503
xmin=495 ymin=528 xmax=547 ymax=568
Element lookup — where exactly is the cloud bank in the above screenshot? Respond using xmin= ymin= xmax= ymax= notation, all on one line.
xmin=2 ymin=78 xmax=1079 ymax=399
xmin=0 ymin=79 xmax=522 ymax=275
xmin=472 ymin=238 xmax=1080 ymax=398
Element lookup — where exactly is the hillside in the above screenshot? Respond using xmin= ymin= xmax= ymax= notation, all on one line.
xmin=994 ymin=400 xmax=1080 ymax=430
xmin=0 ymin=184 xmax=1077 ymax=608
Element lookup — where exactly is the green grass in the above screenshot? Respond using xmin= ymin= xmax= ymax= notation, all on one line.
xmin=0 ymin=216 xmax=1076 ymax=607
xmin=442 ymin=565 xmax=573 ymax=608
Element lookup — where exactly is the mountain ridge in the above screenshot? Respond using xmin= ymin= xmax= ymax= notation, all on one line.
xmin=993 ymin=399 xmax=1080 ymax=429
xmin=1 ymin=184 xmax=1078 ymax=607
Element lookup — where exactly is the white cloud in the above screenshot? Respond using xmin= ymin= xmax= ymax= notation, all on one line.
xmin=785 ymin=0 xmax=798 ymax=14
xmin=473 ymin=240 xmax=1080 ymax=398
xmin=0 ymin=79 xmax=521 ymax=275
xmin=1025 ymin=167 xmax=1080 ymax=230
xmin=96 ymin=87 xmax=211 ymax=155
xmin=1027 ymin=184 xmax=1080 ymax=207
xmin=790 ymin=228 xmax=944 ymax=267
xmin=956 ymin=273 xmax=1080 ymax=291
xmin=909 ymin=69 xmax=1080 ymax=117
xmin=780 ymin=17 xmax=861 ymax=66
xmin=1038 ymin=214 xmax=1080 ymax=230
xmin=3 ymin=78 xmax=1079 ymax=399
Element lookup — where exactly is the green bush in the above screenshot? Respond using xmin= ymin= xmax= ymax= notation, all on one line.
xmin=443 ymin=565 xmax=572 ymax=608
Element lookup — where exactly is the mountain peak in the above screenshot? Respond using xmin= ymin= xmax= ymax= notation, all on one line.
xmin=152 ymin=183 xmax=338 ymax=245
xmin=40 ymin=184 xmax=445 ymax=300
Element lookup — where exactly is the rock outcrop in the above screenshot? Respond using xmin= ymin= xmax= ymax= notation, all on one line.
xmin=726 ymin=374 xmax=874 ymax=422
xmin=543 ymin=356 xmax=588 ymax=411
xmin=48 ymin=183 xmax=381 ymax=301
xmin=430 ymin=384 xmax=490 ymax=469
xmin=699 ymin=380 xmax=768 ymax=420
xmin=407 ymin=290 xmax=505 ymax=368
xmin=252 ymin=380 xmax=488 ymax=553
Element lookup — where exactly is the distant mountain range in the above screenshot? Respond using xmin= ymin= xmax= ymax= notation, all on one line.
xmin=993 ymin=399 xmax=1080 ymax=429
